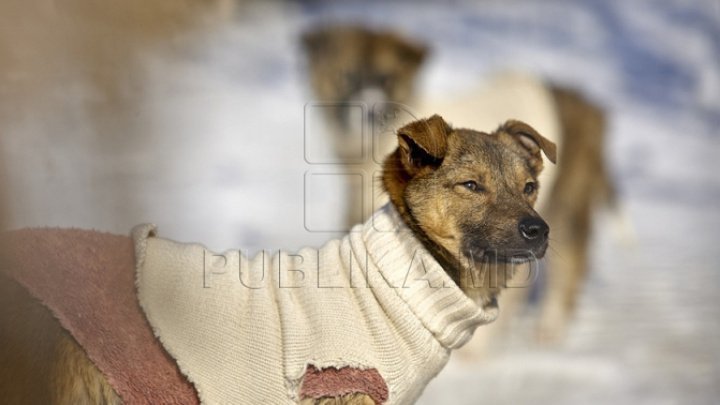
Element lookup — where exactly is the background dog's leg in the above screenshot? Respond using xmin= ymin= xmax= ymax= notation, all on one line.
xmin=537 ymin=86 xmax=607 ymax=343
xmin=300 ymin=392 xmax=376 ymax=405
xmin=537 ymin=213 xmax=590 ymax=342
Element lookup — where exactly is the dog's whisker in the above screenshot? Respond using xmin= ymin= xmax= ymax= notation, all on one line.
xmin=546 ymin=245 xmax=568 ymax=263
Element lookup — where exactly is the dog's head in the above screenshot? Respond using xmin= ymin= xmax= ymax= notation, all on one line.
xmin=383 ymin=115 xmax=557 ymax=303
xmin=302 ymin=26 xmax=427 ymax=135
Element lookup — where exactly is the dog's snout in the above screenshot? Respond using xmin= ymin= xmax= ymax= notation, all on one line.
xmin=518 ymin=217 xmax=549 ymax=243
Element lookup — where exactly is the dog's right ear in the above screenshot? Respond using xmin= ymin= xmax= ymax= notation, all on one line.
xmin=396 ymin=115 xmax=451 ymax=173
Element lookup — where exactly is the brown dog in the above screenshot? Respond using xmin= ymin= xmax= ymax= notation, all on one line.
xmin=302 ymin=26 xmax=615 ymax=344
xmin=0 ymin=116 xmax=555 ymax=404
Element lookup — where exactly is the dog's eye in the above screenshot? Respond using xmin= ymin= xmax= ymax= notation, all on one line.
xmin=524 ymin=182 xmax=537 ymax=195
xmin=461 ymin=181 xmax=483 ymax=192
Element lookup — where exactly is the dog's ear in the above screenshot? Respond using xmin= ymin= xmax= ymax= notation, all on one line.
xmin=396 ymin=115 xmax=451 ymax=172
xmin=500 ymin=120 xmax=557 ymax=164
xmin=397 ymin=40 xmax=429 ymax=67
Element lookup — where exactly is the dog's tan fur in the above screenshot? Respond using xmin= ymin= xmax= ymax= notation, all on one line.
xmin=0 ymin=277 xmax=121 ymax=404
xmin=300 ymin=393 xmax=376 ymax=405
xmin=0 ymin=116 xmax=554 ymax=404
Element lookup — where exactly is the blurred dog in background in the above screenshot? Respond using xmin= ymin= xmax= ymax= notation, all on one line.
xmin=302 ymin=26 xmax=428 ymax=227
xmin=301 ymin=25 xmax=617 ymax=348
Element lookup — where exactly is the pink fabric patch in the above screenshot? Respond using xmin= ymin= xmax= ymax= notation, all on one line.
xmin=300 ymin=365 xmax=389 ymax=404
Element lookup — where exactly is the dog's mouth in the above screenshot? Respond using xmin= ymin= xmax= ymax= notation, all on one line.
xmin=464 ymin=244 xmax=547 ymax=265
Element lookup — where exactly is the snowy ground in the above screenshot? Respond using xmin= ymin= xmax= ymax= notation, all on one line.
xmin=1 ymin=0 xmax=719 ymax=403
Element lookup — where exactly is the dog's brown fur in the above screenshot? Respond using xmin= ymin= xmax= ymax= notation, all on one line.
xmin=0 ymin=116 xmax=554 ymax=404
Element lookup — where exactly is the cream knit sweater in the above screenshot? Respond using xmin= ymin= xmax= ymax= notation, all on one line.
xmin=132 ymin=204 xmax=498 ymax=404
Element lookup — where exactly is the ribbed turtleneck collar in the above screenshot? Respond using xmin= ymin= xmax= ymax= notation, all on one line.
xmin=360 ymin=204 xmax=499 ymax=350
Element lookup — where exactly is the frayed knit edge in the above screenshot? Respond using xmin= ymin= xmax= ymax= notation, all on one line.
xmin=131 ymin=224 xmax=205 ymax=404
xmin=131 ymin=224 xmax=157 ymax=282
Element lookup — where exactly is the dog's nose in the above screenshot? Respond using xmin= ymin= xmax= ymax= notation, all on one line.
xmin=518 ymin=217 xmax=549 ymax=243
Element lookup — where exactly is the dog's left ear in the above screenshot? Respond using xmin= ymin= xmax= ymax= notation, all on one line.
xmin=500 ymin=120 xmax=557 ymax=164
xmin=396 ymin=115 xmax=451 ymax=173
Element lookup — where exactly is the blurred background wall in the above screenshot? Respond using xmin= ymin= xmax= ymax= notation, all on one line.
xmin=1 ymin=0 xmax=718 ymax=403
